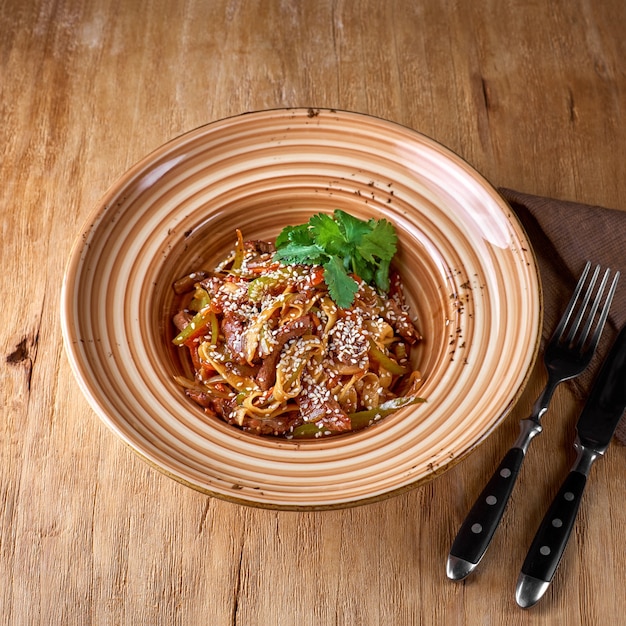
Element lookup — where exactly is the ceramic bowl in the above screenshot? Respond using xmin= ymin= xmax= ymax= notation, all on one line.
xmin=61 ymin=108 xmax=541 ymax=509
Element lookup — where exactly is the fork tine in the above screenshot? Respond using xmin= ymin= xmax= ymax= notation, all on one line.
xmin=583 ymin=270 xmax=620 ymax=354
xmin=552 ymin=261 xmax=591 ymax=341
xmin=575 ymin=267 xmax=610 ymax=348
xmin=564 ymin=264 xmax=600 ymax=345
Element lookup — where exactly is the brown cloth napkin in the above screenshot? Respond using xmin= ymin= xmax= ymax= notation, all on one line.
xmin=499 ymin=189 xmax=626 ymax=444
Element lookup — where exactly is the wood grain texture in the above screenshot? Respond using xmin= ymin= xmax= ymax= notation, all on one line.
xmin=1 ymin=0 xmax=625 ymax=624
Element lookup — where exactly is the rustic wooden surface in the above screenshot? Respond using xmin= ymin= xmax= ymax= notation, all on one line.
xmin=2 ymin=1 xmax=625 ymax=624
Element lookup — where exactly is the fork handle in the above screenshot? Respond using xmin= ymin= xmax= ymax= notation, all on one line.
xmin=447 ymin=419 xmax=542 ymax=581
xmin=447 ymin=447 xmax=525 ymax=579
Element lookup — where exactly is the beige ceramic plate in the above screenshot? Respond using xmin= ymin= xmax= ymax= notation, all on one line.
xmin=61 ymin=108 xmax=541 ymax=509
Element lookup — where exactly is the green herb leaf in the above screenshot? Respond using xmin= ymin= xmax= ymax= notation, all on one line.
xmin=323 ymin=256 xmax=359 ymax=308
xmin=351 ymin=254 xmax=374 ymax=284
xmin=374 ymin=259 xmax=391 ymax=292
xmin=357 ymin=219 xmax=397 ymax=262
xmin=334 ymin=209 xmax=372 ymax=243
xmin=309 ymin=212 xmax=345 ymax=255
xmin=273 ymin=209 xmax=398 ymax=308
xmin=276 ymin=223 xmax=314 ymax=247
xmin=273 ymin=242 xmax=326 ymax=265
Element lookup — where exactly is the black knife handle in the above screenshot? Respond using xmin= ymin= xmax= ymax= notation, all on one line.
xmin=520 ymin=470 xmax=587 ymax=583
xmin=449 ymin=446 xmax=525 ymax=567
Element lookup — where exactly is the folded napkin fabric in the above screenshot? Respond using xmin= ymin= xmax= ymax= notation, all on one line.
xmin=499 ymin=188 xmax=626 ymax=444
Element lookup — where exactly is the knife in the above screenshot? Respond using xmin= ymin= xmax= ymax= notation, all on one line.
xmin=516 ymin=324 xmax=626 ymax=608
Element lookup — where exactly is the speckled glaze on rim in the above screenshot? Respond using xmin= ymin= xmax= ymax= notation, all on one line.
xmin=61 ymin=108 xmax=542 ymax=509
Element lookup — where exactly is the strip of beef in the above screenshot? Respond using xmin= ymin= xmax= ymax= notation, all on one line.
xmin=246 ymin=240 xmax=276 ymax=254
xmin=381 ymin=298 xmax=421 ymax=344
xmin=221 ymin=311 xmax=247 ymax=364
xmin=184 ymin=388 xmax=239 ymax=415
xmin=256 ymin=315 xmax=314 ymax=391
xmin=172 ymin=270 xmax=209 ymax=295
xmin=184 ymin=387 xmax=213 ymax=408
xmin=242 ymin=240 xmax=277 ymax=270
xmin=173 ymin=310 xmax=193 ymax=331
xmin=213 ymin=396 xmax=237 ymax=414
xmin=296 ymin=376 xmax=352 ymax=433
xmin=198 ymin=275 xmax=222 ymax=295
xmin=239 ymin=412 xmax=301 ymax=436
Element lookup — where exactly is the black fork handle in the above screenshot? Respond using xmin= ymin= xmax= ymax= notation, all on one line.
xmin=446 ymin=419 xmax=542 ymax=580
xmin=447 ymin=447 xmax=525 ymax=573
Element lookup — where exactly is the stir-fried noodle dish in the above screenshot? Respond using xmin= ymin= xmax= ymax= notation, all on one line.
xmin=171 ymin=212 xmax=424 ymax=438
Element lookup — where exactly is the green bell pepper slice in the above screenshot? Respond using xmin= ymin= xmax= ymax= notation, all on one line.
xmin=172 ymin=307 xmax=214 ymax=346
xmin=368 ymin=339 xmax=407 ymax=376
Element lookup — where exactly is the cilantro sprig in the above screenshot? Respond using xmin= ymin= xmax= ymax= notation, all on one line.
xmin=274 ymin=209 xmax=398 ymax=308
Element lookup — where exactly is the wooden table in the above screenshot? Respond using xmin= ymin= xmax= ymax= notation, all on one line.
xmin=2 ymin=1 xmax=625 ymax=624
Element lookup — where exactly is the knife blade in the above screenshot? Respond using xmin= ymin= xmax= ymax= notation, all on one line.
xmin=516 ymin=324 xmax=626 ymax=608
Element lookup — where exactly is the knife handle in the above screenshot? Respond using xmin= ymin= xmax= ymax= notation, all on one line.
xmin=516 ymin=470 xmax=587 ymax=607
xmin=447 ymin=446 xmax=525 ymax=579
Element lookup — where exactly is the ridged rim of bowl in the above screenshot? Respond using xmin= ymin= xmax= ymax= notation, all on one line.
xmin=61 ymin=108 xmax=542 ymax=509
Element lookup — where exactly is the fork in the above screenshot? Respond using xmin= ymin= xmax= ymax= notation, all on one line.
xmin=446 ymin=261 xmax=619 ymax=581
